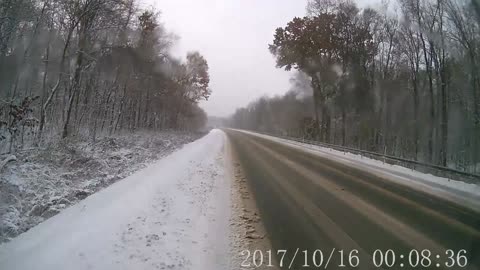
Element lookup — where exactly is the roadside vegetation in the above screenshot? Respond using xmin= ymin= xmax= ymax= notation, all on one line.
xmin=230 ymin=0 xmax=480 ymax=173
xmin=0 ymin=0 xmax=211 ymax=242
xmin=0 ymin=0 xmax=211 ymax=153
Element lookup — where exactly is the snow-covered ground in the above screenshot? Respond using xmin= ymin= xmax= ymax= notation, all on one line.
xmin=2 ymin=128 xmax=478 ymax=270
xmin=238 ymin=130 xmax=480 ymax=210
xmin=0 ymin=129 xmax=230 ymax=270
xmin=0 ymin=131 xmax=203 ymax=243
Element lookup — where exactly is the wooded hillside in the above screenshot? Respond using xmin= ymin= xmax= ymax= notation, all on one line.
xmin=0 ymin=0 xmax=211 ymax=153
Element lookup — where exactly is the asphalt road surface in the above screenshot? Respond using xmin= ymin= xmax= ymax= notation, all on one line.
xmin=225 ymin=130 xmax=480 ymax=270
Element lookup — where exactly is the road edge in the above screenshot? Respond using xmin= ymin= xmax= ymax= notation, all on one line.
xmin=225 ymin=134 xmax=278 ymax=270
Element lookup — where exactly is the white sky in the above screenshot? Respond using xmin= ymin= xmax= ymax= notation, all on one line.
xmin=144 ymin=0 xmax=379 ymax=117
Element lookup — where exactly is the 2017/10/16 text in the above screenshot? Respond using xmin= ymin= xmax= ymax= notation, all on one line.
xmin=240 ymin=249 xmax=469 ymax=269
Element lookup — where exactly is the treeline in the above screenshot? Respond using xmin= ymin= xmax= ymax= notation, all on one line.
xmin=230 ymin=0 xmax=480 ymax=173
xmin=0 ymin=0 xmax=210 ymax=153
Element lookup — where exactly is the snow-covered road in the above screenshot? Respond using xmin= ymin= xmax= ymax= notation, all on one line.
xmin=0 ymin=129 xmax=230 ymax=270
xmin=2 ymin=129 xmax=479 ymax=270
xmin=226 ymin=129 xmax=480 ymax=270
xmin=239 ymin=130 xmax=480 ymax=210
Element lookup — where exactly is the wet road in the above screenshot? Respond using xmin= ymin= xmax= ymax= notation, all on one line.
xmin=225 ymin=130 xmax=480 ymax=270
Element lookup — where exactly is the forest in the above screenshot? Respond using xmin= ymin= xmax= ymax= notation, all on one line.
xmin=0 ymin=0 xmax=211 ymax=154
xmin=230 ymin=0 xmax=480 ymax=173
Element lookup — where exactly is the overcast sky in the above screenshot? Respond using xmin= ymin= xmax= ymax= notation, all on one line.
xmin=144 ymin=0 xmax=379 ymax=117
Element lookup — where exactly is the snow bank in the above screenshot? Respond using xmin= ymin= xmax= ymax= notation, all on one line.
xmin=0 ymin=131 xmax=203 ymax=243
xmin=238 ymin=130 xmax=480 ymax=210
xmin=0 ymin=129 xmax=230 ymax=270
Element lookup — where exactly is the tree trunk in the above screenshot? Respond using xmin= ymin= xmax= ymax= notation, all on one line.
xmin=36 ymin=44 xmax=50 ymax=144
xmin=413 ymin=78 xmax=419 ymax=161
xmin=310 ymin=76 xmax=322 ymax=140
xmin=62 ymin=22 xmax=87 ymax=139
xmin=439 ymin=54 xmax=448 ymax=167
xmin=341 ymin=107 xmax=346 ymax=146
xmin=321 ymin=105 xmax=331 ymax=143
